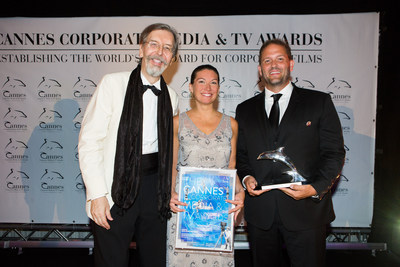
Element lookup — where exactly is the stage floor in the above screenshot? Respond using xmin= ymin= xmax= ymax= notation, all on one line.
xmin=1 ymin=248 xmax=399 ymax=267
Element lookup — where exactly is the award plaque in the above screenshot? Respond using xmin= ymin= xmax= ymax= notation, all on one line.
xmin=257 ymin=147 xmax=308 ymax=189
xmin=175 ymin=166 xmax=236 ymax=252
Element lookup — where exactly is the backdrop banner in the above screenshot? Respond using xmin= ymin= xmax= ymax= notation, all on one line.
xmin=0 ymin=13 xmax=379 ymax=227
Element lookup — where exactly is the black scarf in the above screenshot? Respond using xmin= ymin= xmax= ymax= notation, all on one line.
xmin=111 ymin=64 xmax=173 ymax=220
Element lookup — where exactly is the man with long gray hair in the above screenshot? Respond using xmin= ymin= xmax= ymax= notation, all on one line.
xmin=78 ymin=23 xmax=179 ymax=266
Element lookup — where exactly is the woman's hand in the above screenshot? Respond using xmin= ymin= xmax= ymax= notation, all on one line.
xmin=227 ymin=190 xmax=245 ymax=221
xmin=169 ymin=190 xmax=188 ymax=213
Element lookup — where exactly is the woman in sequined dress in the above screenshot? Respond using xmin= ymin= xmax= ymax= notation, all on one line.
xmin=167 ymin=65 xmax=245 ymax=267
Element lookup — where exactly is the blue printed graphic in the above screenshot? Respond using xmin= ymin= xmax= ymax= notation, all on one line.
xmin=177 ymin=168 xmax=235 ymax=251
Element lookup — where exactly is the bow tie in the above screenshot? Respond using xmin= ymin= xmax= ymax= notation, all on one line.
xmin=143 ymin=85 xmax=161 ymax=96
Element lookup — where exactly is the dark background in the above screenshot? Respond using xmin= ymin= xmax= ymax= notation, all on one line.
xmin=1 ymin=0 xmax=399 ymax=265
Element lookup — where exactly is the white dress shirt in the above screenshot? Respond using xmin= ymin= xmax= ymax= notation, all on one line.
xmin=141 ymin=73 xmax=160 ymax=154
xmin=264 ymin=82 xmax=293 ymax=123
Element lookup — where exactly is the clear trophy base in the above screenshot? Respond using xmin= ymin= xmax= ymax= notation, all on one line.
xmin=259 ymin=181 xmax=302 ymax=190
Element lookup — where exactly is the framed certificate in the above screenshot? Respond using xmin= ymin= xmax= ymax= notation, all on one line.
xmin=175 ymin=166 xmax=236 ymax=252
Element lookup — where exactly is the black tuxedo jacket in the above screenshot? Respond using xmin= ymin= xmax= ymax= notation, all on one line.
xmin=235 ymin=84 xmax=345 ymax=231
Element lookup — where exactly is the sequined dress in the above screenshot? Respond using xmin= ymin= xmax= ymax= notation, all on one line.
xmin=166 ymin=112 xmax=234 ymax=267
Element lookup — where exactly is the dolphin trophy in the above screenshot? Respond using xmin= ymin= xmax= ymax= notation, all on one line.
xmin=257 ymin=147 xmax=307 ymax=183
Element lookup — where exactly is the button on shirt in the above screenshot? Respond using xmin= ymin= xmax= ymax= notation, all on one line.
xmin=141 ymin=73 xmax=160 ymax=154
xmin=264 ymin=82 xmax=293 ymax=124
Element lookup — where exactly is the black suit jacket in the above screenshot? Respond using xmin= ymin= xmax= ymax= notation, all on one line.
xmin=235 ymin=84 xmax=345 ymax=231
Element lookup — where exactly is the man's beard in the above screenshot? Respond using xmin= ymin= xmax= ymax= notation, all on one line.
xmin=265 ymin=67 xmax=291 ymax=88
xmin=144 ymin=55 xmax=168 ymax=77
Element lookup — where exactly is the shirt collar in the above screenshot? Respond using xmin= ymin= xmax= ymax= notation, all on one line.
xmin=141 ymin=72 xmax=161 ymax=90
xmin=264 ymin=82 xmax=293 ymax=100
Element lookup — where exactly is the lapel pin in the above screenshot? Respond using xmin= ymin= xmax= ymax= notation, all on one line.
xmin=306 ymin=121 xmax=312 ymax=126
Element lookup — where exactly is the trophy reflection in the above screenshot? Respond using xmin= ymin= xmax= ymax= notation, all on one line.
xmin=257 ymin=147 xmax=307 ymax=183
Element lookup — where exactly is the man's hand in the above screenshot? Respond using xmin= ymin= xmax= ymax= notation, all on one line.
xmin=169 ymin=191 xmax=187 ymax=213
xmin=245 ymin=176 xmax=270 ymax=196
xmin=279 ymin=184 xmax=317 ymax=200
xmin=90 ymin=196 xmax=113 ymax=230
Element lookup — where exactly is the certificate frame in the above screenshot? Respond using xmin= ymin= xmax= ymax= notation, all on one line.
xmin=175 ymin=166 xmax=236 ymax=252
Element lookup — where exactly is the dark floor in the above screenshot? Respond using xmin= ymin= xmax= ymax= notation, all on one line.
xmin=1 ymin=248 xmax=400 ymax=267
